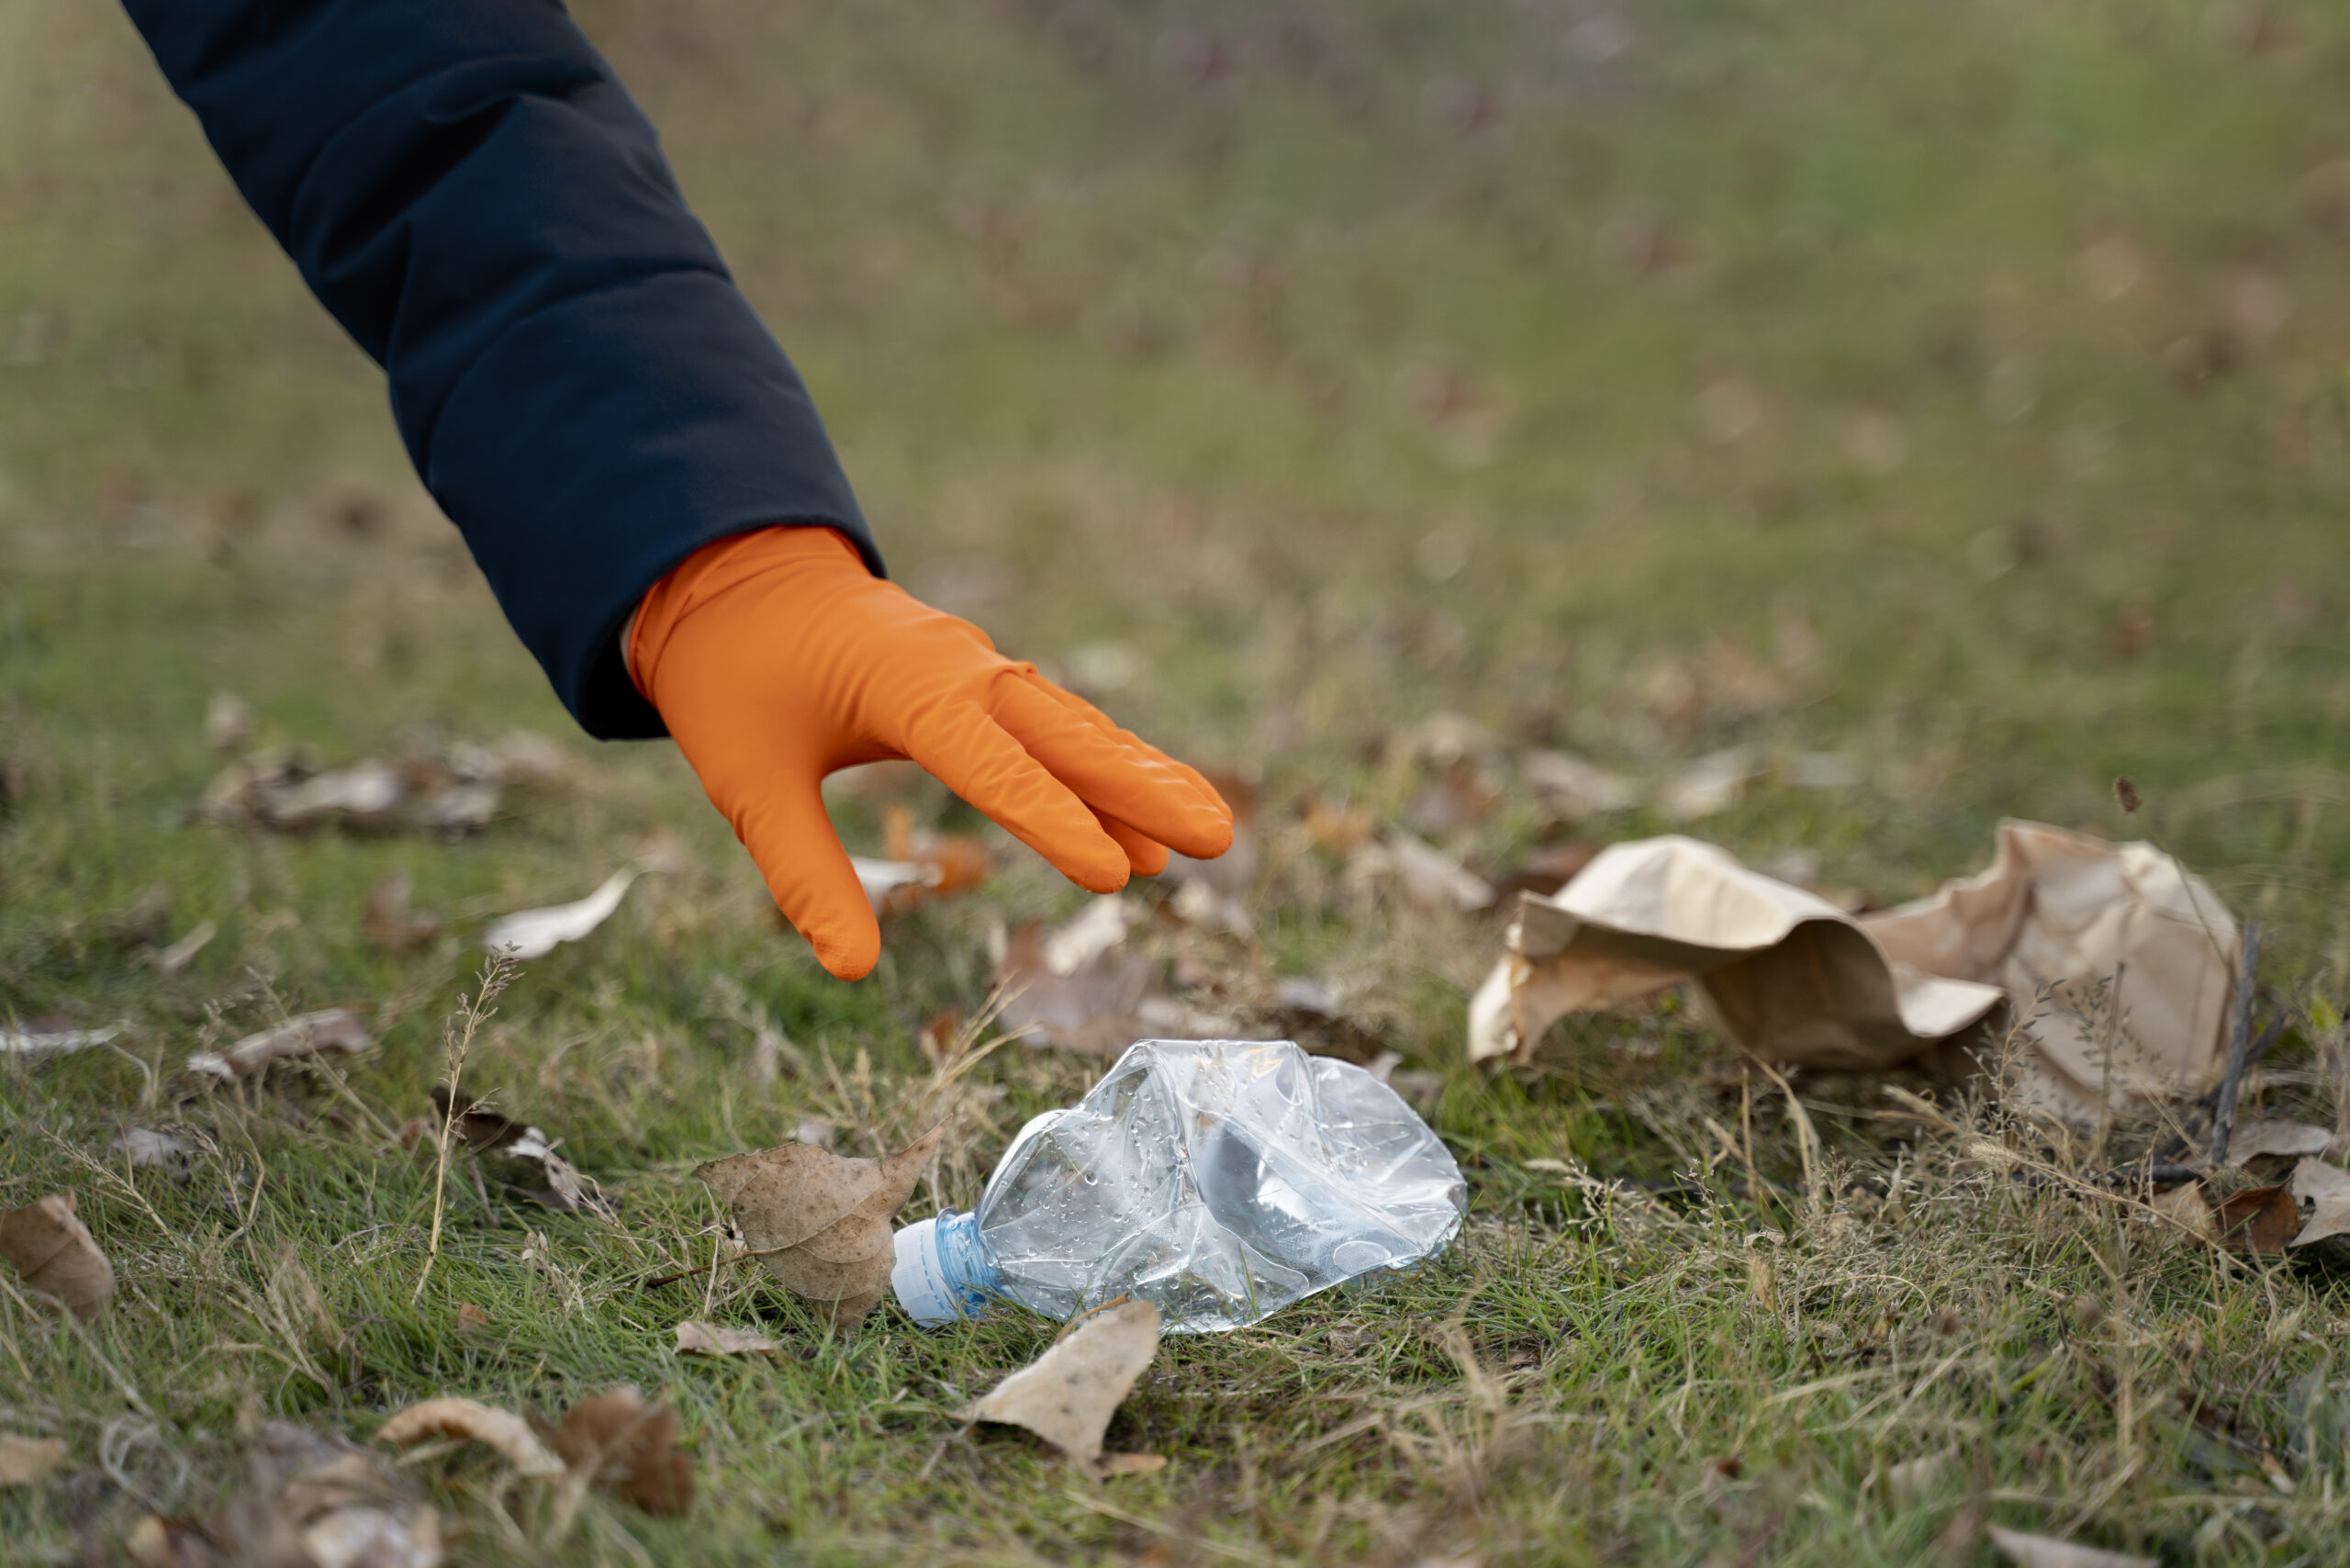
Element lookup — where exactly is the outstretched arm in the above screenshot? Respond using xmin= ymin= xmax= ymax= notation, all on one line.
xmin=120 ymin=0 xmax=1234 ymax=978
xmin=120 ymin=0 xmax=872 ymax=738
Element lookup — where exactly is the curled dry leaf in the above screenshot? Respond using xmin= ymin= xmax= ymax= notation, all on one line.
xmin=2290 ymin=1157 xmax=2350 ymax=1247
xmin=675 ymin=1320 xmax=782 ymax=1357
xmin=550 ymin=1386 xmax=692 ymax=1517
xmin=375 ymin=1398 xmax=565 ymax=1477
xmin=130 ymin=1419 xmax=440 ymax=1568
xmin=189 ymin=1008 xmax=372 ymax=1082
xmin=2214 ymin=1182 xmax=2300 ymax=1256
xmin=427 ymin=1088 xmax=611 ymax=1217
xmin=869 ymin=802 xmax=990 ymax=916
xmin=694 ymin=1122 xmax=946 ymax=1328
xmin=2224 ymin=1118 xmax=2335 ymax=1169
xmin=483 ymin=867 xmax=638 ymax=959
xmin=0 ymin=1432 xmax=66 ymax=1484
xmin=1985 ymin=1524 xmax=2155 ymax=1568
xmin=958 ymin=1296 xmax=1163 ymax=1478
xmin=0 ymin=1193 xmax=114 ymax=1318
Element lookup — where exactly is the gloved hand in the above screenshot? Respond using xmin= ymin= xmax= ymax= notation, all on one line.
xmin=629 ymin=526 xmax=1233 ymax=980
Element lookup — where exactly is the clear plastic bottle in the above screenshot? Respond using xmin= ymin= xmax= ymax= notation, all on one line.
xmin=890 ymin=1038 xmax=1466 ymax=1333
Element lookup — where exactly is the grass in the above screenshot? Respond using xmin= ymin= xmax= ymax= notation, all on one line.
xmin=9 ymin=0 xmax=2350 ymax=1561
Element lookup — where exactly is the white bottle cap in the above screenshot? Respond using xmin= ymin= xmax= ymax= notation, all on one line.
xmin=890 ymin=1216 xmax=962 ymax=1327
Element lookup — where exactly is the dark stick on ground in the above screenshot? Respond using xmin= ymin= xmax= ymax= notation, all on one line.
xmin=2208 ymin=923 xmax=2262 ymax=1170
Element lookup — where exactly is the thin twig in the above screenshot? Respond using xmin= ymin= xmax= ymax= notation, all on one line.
xmin=2208 ymin=923 xmax=2261 ymax=1169
xmin=414 ymin=954 xmax=518 ymax=1303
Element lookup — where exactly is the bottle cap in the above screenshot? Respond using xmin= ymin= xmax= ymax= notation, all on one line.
xmin=891 ymin=1215 xmax=962 ymax=1327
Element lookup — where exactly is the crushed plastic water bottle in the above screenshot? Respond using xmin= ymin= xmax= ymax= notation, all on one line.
xmin=891 ymin=1038 xmax=1466 ymax=1333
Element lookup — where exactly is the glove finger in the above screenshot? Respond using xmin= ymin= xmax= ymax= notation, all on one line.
xmin=722 ymin=754 xmax=883 ymax=981
xmin=905 ymin=701 xmax=1132 ymax=893
xmin=988 ymin=676 xmax=1234 ymax=860
xmin=1017 ymin=672 xmax=1229 ymax=807
xmin=1093 ymin=809 xmax=1170 ymax=877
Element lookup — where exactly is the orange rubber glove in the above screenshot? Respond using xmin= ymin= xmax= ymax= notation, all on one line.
xmin=629 ymin=526 xmax=1233 ymax=980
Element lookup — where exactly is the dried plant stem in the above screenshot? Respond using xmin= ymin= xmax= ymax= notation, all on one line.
xmin=413 ymin=954 xmax=518 ymax=1303
xmin=2207 ymin=923 xmax=2261 ymax=1169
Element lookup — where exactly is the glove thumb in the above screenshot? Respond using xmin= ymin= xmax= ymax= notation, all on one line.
xmin=732 ymin=765 xmax=883 ymax=981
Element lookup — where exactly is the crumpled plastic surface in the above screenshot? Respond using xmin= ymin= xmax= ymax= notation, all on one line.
xmin=1469 ymin=819 xmax=2240 ymax=1120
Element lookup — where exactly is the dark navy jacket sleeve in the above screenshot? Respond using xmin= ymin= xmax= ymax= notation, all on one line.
xmin=118 ymin=0 xmax=880 ymax=739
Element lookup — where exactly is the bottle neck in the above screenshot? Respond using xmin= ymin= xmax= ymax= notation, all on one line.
xmin=933 ymin=1209 xmax=1003 ymax=1312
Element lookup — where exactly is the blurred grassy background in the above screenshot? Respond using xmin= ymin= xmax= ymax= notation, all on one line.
xmin=11 ymin=0 xmax=2350 ymax=943
xmin=10 ymin=1 xmax=2350 ymax=1562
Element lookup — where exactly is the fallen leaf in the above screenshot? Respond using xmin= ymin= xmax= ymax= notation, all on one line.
xmin=1520 ymin=750 xmax=1640 ymax=822
xmin=852 ymin=857 xmax=935 ymax=916
xmin=426 ymin=1088 xmax=611 ymax=1217
xmin=199 ymin=733 xmax=568 ymax=838
xmin=2215 ymin=1182 xmax=2299 ymax=1256
xmin=2291 ymin=1158 xmax=2350 ymax=1247
xmin=133 ymin=1419 xmax=442 ymax=1568
xmin=1468 ymin=822 xmax=2236 ymax=1125
xmin=2225 ymin=1118 xmax=2335 ymax=1169
xmin=0 ymin=1022 xmax=123 ymax=1058
xmin=0 ymin=1193 xmax=114 ymax=1318
xmin=0 ymin=1432 xmax=65 ymax=1484
xmin=958 ymin=1297 xmax=1162 ymax=1477
xmin=1093 ymin=1452 xmax=1168 ymax=1476
xmin=879 ymin=803 xmax=990 ymax=913
xmin=995 ymin=902 xmax=1157 ymax=1057
xmin=484 ymin=867 xmax=639 ymax=959
xmin=376 ymin=1397 xmax=565 ymax=1477
xmin=549 ymin=1386 xmax=692 ymax=1517
xmin=2150 ymin=1182 xmax=2215 ymax=1241
xmin=694 ymin=1123 xmax=945 ymax=1327
xmin=1657 ymin=745 xmax=1762 ymax=821
xmin=112 ymin=1127 xmax=196 ymax=1171
xmin=364 ymin=873 xmax=443 ymax=952
xmin=1404 ymin=761 xmax=1499 ymax=837
xmin=148 ymin=920 xmax=217 ymax=976
xmin=1352 ymin=833 xmax=1494 ymax=913
xmin=1985 ymin=1524 xmax=2154 ymax=1568
xmin=189 ymin=1008 xmax=372 ymax=1082
xmin=676 ymin=1320 xmax=783 ymax=1357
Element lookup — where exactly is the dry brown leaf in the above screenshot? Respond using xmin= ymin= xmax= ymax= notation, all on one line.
xmin=869 ymin=803 xmax=990 ymax=915
xmin=1985 ymin=1524 xmax=2155 ymax=1568
xmin=2290 ymin=1157 xmax=2350 ymax=1247
xmin=364 ymin=874 xmax=442 ymax=952
xmin=1093 ymin=1452 xmax=1168 ymax=1477
xmin=426 ymin=1088 xmax=610 ymax=1216
xmin=375 ymin=1397 xmax=565 ymax=1477
xmin=131 ymin=1420 xmax=441 ymax=1568
xmin=675 ymin=1320 xmax=783 ymax=1357
xmin=2214 ymin=1182 xmax=2300 ymax=1256
xmin=2225 ymin=1118 xmax=2336 ymax=1170
xmin=695 ymin=1123 xmax=945 ymax=1328
xmin=0 ymin=1433 xmax=65 ymax=1484
xmin=189 ymin=1008 xmax=372 ymax=1083
xmin=483 ymin=868 xmax=639 ymax=959
xmin=549 ymin=1386 xmax=692 ymax=1518
xmin=958 ymin=1296 xmax=1162 ymax=1477
xmin=2150 ymin=1182 xmax=2215 ymax=1241
xmin=0 ymin=1193 xmax=114 ymax=1318
xmin=993 ymin=902 xmax=1156 ymax=1058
